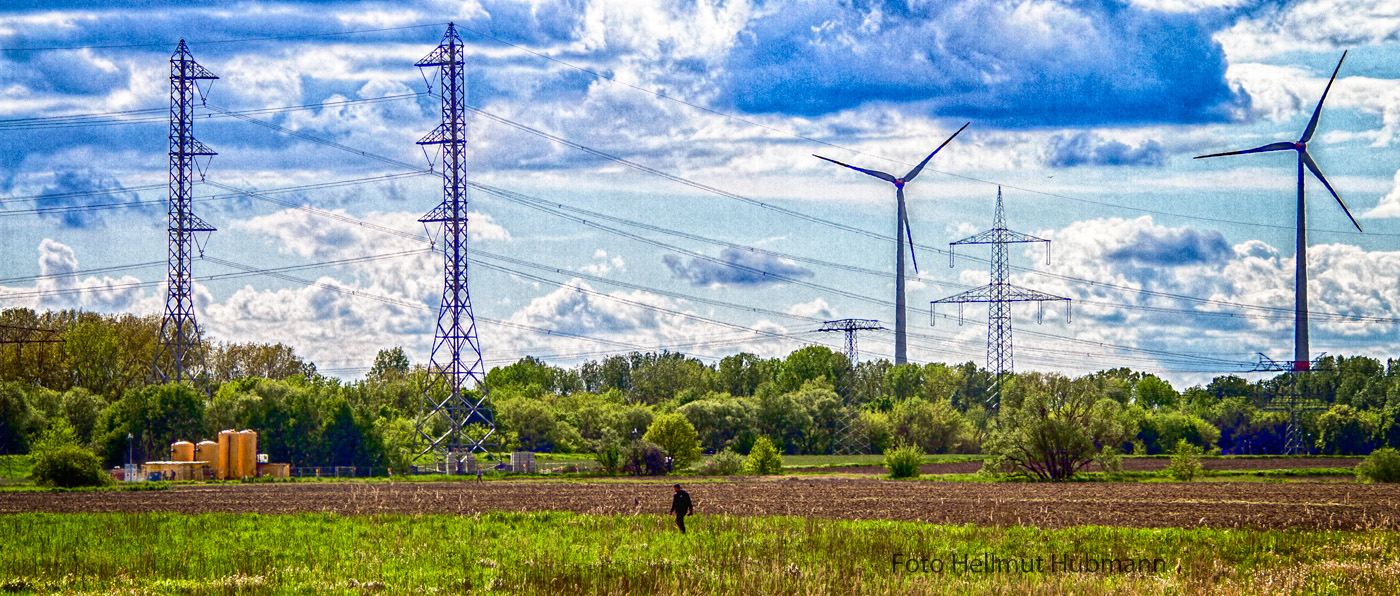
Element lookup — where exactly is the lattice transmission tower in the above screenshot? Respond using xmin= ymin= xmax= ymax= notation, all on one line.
xmin=414 ymin=24 xmax=496 ymax=468
xmin=932 ymin=188 xmax=1069 ymax=408
xmin=817 ymin=318 xmax=884 ymax=455
xmin=817 ymin=318 xmax=884 ymax=364
xmin=154 ymin=40 xmax=217 ymax=384
xmin=1252 ymin=354 xmax=1329 ymax=454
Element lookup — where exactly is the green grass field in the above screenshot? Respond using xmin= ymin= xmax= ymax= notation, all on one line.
xmin=1 ymin=512 xmax=1396 ymax=595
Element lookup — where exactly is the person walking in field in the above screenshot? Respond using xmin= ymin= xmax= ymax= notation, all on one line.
xmin=670 ymin=483 xmax=694 ymax=534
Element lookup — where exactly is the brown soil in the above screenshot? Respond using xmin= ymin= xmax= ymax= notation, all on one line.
xmin=3 ymin=475 xmax=1395 ymax=531
xmin=814 ymin=457 xmax=1362 ymax=476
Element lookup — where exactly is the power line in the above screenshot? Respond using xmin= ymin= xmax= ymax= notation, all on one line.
xmin=0 ymin=22 xmax=448 ymax=53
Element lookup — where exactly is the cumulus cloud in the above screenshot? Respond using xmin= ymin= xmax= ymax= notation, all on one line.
xmin=1362 ymin=169 xmax=1400 ymax=219
xmin=32 ymin=169 xmax=148 ymax=229
xmin=1047 ymin=132 xmax=1165 ymax=168
xmin=717 ymin=0 xmax=1242 ymax=126
xmin=786 ymin=297 xmax=834 ymax=320
xmin=1023 ymin=216 xmax=1400 ymax=373
xmin=579 ymin=249 xmax=625 ymax=276
xmin=0 ymin=239 xmax=159 ymax=315
xmin=663 ymin=247 xmax=813 ymax=287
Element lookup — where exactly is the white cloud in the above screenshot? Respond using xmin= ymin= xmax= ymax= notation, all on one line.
xmin=786 ymin=297 xmax=834 ymax=320
xmin=579 ymin=249 xmax=625 ymax=275
xmin=1362 ymin=169 xmax=1400 ymax=218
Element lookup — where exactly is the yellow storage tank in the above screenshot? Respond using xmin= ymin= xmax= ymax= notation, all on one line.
xmin=228 ymin=431 xmax=244 ymax=479
xmin=195 ymin=440 xmax=217 ymax=479
xmin=239 ymin=430 xmax=258 ymax=479
xmin=217 ymin=430 xmax=235 ymax=479
xmin=171 ymin=441 xmax=194 ymax=463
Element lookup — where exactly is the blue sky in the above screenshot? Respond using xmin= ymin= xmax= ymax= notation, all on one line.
xmin=2 ymin=0 xmax=1400 ymax=386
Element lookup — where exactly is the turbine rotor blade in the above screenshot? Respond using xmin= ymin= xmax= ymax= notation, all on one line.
xmin=1193 ymin=142 xmax=1295 ymax=159
xmin=899 ymin=187 xmax=918 ymax=274
xmin=1301 ymin=51 xmax=1347 ymax=143
xmin=903 ymin=122 xmax=970 ymax=182
xmin=1301 ymin=150 xmax=1362 ymax=232
xmin=813 ymin=154 xmax=897 ymax=183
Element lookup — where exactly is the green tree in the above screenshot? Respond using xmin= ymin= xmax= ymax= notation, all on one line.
xmin=0 ymin=382 xmax=43 ymax=455
xmin=743 ymin=435 xmax=783 ymax=475
xmin=889 ymin=398 xmax=973 ymax=454
xmin=1138 ymin=411 xmax=1220 ymax=454
xmin=982 ymin=375 xmax=1136 ymax=481
xmin=368 ymin=347 xmax=411 ymax=382
xmin=1133 ymin=375 xmax=1179 ymax=410
xmin=1166 ymin=438 xmax=1203 ymax=482
xmin=59 ymin=388 xmax=107 ymax=445
xmin=1317 ymin=404 xmax=1376 ymax=455
xmin=643 ymin=413 xmax=702 ymax=470
xmin=30 ymin=419 xmax=110 ymax=488
xmin=62 ymin=320 xmax=120 ymax=395
xmin=375 ymin=417 xmax=417 ymax=475
xmin=677 ymin=395 xmax=756 ymax=453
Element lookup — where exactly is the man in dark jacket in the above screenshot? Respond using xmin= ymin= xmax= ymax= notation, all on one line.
xmin=670 ymin=483 xmax=694 ymax=533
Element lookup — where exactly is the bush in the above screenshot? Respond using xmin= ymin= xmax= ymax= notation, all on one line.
xmin=980 ymin=376 xmax=1137 ymax=481
xmin=698 ymin=449 xmax=745 ymax=476
xmin=882 ymin=442 xmax=924 ymax=478
xmin=643 ymin=413 xmax=703 ymax=470
xmin=1357 ymin=447 xmax=1400 ymax=484
xmin=29 ymin=420 xmax=111 ymax=488
xmin=1166 ymin=438 xmax=1203 ymax=482
xmin=621 ymin=440 xmax=668 ymax=476
xmin=594 ymin=442 xmax=622 ymax=475
xmin=743 ymin=436 xmax=783 ymax=475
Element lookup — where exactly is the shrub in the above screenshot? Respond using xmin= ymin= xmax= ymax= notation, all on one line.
xmin=29 ymin=420 xmax=111 ymax=488
xmin=1357 ymin=447 xmax=1400 ymax=484
xmin=594 ymin=442 xmax=622 ymax=475
xmin=1095 ymin=445 xmax=1123 ymax=475
xmin=743 ymin=436 xmax=783 ymax=475
xmin=1166 ymin=438 xmax=1203 ymax=482
xmin=882 ymin=442 xmax=924 ymax=478
xmin=698 ymin=449 xmax=745 ymax=476
xmin=621 ymin=440 xmax=668 ymax=476
xmin=643 ymin=413 xmax=703 ymax=470
xmin=980 ymin=376 xmax=1137 ymax=481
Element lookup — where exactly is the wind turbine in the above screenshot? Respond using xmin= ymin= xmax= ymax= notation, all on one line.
xmin=1194 ymin=52 xmax=1361 ymax=371
xmin=815 ymin=122 xmax=969 ymax=365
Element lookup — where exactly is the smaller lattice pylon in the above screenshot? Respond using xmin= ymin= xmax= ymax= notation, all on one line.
xmin=816 ymin=318 xmax=885 ymax=364
xmin=0 ymin=324 xmax=63 ymax=345
xmin=1261 ymin=356 xmax=1330 ymax=454
xmin=816 ymin=318 xmax=883 ymax=456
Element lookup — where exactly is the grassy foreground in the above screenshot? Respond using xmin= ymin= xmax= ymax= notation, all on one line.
xmin=2 ymin=512 xmax=1399 ymax=595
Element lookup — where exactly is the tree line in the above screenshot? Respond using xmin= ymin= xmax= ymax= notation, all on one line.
xmin=3 ymin=308 xmax=1399 ymax=473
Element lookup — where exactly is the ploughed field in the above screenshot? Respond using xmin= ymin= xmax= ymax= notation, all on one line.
xmin=4 ymin=476 xmax=1397 ymax=531
xmin=813 ymin=456 xmax=1364 ymax=475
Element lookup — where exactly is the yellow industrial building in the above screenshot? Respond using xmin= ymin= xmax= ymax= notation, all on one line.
xmin=142 ymin=429 xmax=289 ymax=481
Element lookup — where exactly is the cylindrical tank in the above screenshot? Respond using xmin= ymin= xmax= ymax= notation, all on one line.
xmin=239 ymin=430 xmax=257 ymax=479
xmin=217 ymin=430 xmax=234 ymax=480
xmin=171 ymin=441 xmax=194 ymax=463
xmin=227 ymin=431 xmax=243 ymax=479
xmin=195 ymin=440 xmax=217 ymax=464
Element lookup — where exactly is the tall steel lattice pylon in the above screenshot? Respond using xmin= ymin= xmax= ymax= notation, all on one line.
xmin=414 ymin=23 xmax=495 ymax=467
xmin=932 ymin=188 xmax=1070 ymax=408
xmin=817 ymin=318 xmax=883 ymax=455
xmin=154 ymin=40 xmax=217 ymax=384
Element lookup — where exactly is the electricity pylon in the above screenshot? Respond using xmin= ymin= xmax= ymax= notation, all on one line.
xmin=817 ymin=318 xmax=884 ymax=364
xmin=933 ymin=188 xmax=1069 ymax=408
xmin=414 ymin=23 xmax=496 ymax=468
xmin=154 ymin=40 xmax=217 ymax=384
xmin=817 ymin=319 xmax=883 ymax=455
